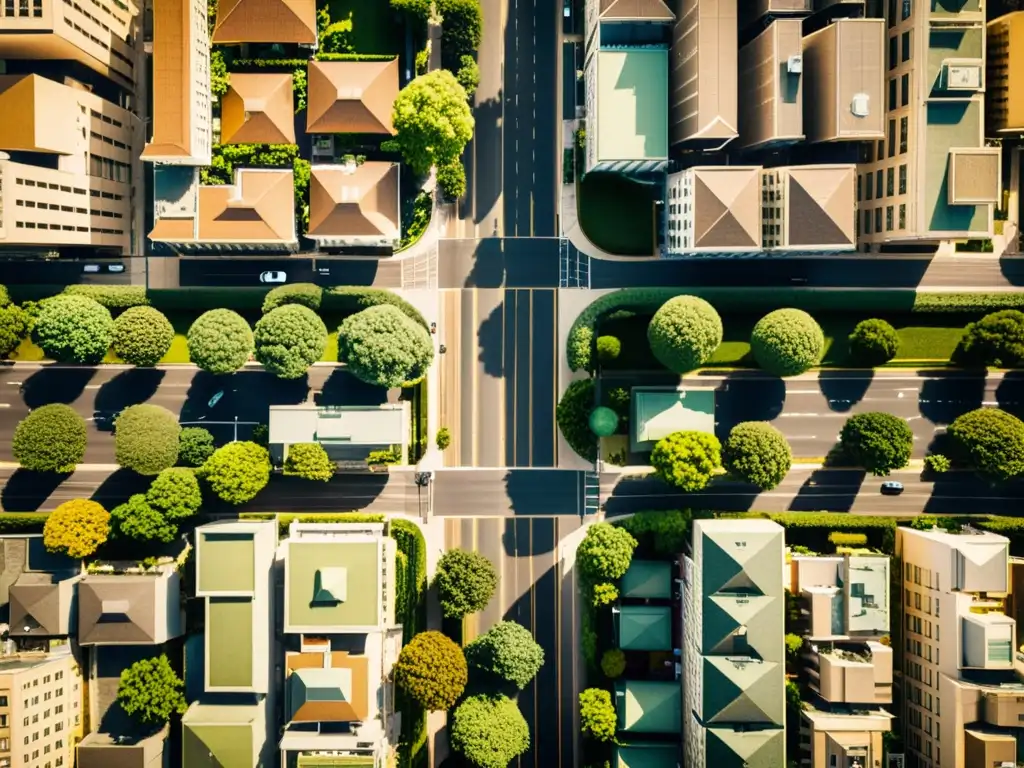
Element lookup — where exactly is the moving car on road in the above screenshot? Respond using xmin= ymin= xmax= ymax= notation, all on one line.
xmin=260 ymin=271 xmax=287 ymax=284
xmin=880 ymin=481 xmax=904 ymax=495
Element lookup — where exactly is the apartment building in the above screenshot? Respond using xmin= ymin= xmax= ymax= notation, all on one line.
xmin=761 ymin=164 xmax=857 ymax=250
xmin=738 ymin=19 xmax=805 ymax=151
xmin=986 ymin=11 xmax=1024 ymax=134
xmin=665 ymin=166 xmax=762 ymax=254
xmin=857 ymin=0 xmax=999 ymax=248
xmin=682 ymin=519 xmax=785 ymax=768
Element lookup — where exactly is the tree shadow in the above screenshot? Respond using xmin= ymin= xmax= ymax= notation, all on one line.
xmin=180 ymin=370 xmax=310 ymax=426
xmin=464 ymin=96 xmax=503 ymax=228
xmin=20 ymin=366 xmax=95 ymax=409
xmin=317 ymin=368 xmax=389 ymax=406
xmin=234 ymin=471 xmax=392 ymax=513
xmin=0 ymin=470 xmax=70 ymax=512
xmin=999 ymin=253 xmax=1024 ymax=286
xmin=917 ymin=370 xmax=985 ymax=426
xmin=477 ymin=299 xmax=505 ymax=378
xmin=503 ymin=470 xmax=578 ymax=520
xmin=93 ymin=369 xmax=166 ymax=430
xmin=713 ymin=373 xmax=787 ymax=441
xmin=787 ymin=468 xmax=865 ymax=513
xmin=996 ymin=371 xmax=1024 ymax=419
xmin=818 ymin=369 xmax=874 ymax=412
xmin=463 ymin=239 xmax=506 ymax=289
xmin=89 ymin=469 xmax=151 ymax=509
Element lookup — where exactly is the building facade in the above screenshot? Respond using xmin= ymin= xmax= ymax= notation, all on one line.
xmin=986 ymin=11 xmax=1024 ymax=135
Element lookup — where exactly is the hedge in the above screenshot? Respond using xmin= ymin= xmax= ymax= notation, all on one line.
xmin=0 ymin=514 xmax=49 ymax=532
xmin=148 ymin=288 xmax=270 ymax=312
xmin=0 ymin=284 xmax=9 ymax=306
xmin=63 ymin=285 xmax=148 ymax=310
xmin=228 ymin=54 xmax=395 ymax=72
xmin=323 ymin=287 xmax=429 ymax=329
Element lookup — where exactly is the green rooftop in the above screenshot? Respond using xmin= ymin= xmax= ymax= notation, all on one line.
xmin=208 ymin=597 xmax=254 ymax=689
xmin=183 ymin=706 xmax=259 ymax=768
xmin=615 ymin=605 xmax=672 ymax=651
xmin=596 ymin=50 xmax=668 ymax=162
xmin=621 ymin=560 xmax=672 ymax=599
xmin=631 ymin=388 xmax=715 ymax=452
xmin=198 ymin=531 xmax=255 ymax=594
xmin=615 ymin=680 xmax=681 ymax=734
xmin=287 ymin=541 xmax=380 ymax=630
xmin=614 ymin=743 xmax=680 ymax=768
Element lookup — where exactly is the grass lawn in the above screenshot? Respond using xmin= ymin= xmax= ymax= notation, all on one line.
xmin=577 ymin=172 xmax=656 ymax=256
xmin=326 ymin=0 xmax=403 ymax=55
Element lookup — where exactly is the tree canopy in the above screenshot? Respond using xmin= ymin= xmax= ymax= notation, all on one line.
xmin=0 ymin=303 xmax=29 ymax=359
xmin=254 ymin=304 xmax=328 ymax=379
xmin=43 ymin=499 xmax=110 ymax=558
xmin=337 ymin=304 xmax=434 ymax=388
xmin=198 ymin=441 xmax=271 ymax=505
xmin=392 ymin=70 xmax=474 ymax=175
xmin=32 ymin=294 xmax=114 ymax=364
xmin=750 ymin=308 xmax=825 ymax=376
xmin=438 ymin=0 xmax=482 ymax=65
xmin=576 ymin=522 xmax=636 ymax=582
xmin=839 ymin=412 xmax=913 ymax=476
xmin=262 ymin=283 xmax=323 ymax=313
xmin=450 ymin=695 xmax=530 ymax=768
xmin=848 ymin=318 xmax=900 ymax=366
xmin=178 ymin=427 xmax=215 ymax=467
xmin=115 ymin=404 xmax=181 ymax=475
xmin=187 ymin=309 xmax=254 ymax=374
xmin=651 ymin=430 xmax=722 ymax=492
xmin=579 ymin=688 xmax=617 ymax=742
xmin=647 ymin=295 xmax=723 ymax=373
xmin=111 ymin=494 xmax=177 ymax=543
xmin=955 ymin=309 xmax=1024 ymax=368
xmin=465 ymin=620 xmax=544 ymax=689
xmin=557 ymin=378 xmax=596 ymax=462
xmin=393 ymin=631 xmax=468 ymax=711
xmin=112 ymin=306 xmax=175 ymax=366
xmin=117 ymin=655 xmax=187 ymax=726
xmin=435 ymin=548 xmax=499 ymax=619
xmin=146 ymin=467 xmax=202 ymax=520
xmin=948 ymin=408 xmax=1024 ymax=482
xmin=13 ymin=403 xmax=87 ymax=472
xmin=282 ymin=442 xmax=335 ymax=482
xmin=722 ymin=421 xmax=792 ymax=490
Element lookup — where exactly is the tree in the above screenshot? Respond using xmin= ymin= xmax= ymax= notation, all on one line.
xmin=0 ymin=303 xmax=28 ymax=359
xmin=925 ymin=453 xmax=951 ymax=474
xmin=596 ymin=335 xmax=620 ymax=364
xmin=576 ymin=523 xmax=636 ymax=582
xmin=198 ymin=441 xmax=271 ymax=505
xmin=112 ymin=306 xmax=175 ymax=367
xmin=557 ymin=378 xmax=597 ymax=462
xmin=337 ymin=305 xmax=434 ymax=388
xmin=785 ymin=633 xmax=804 ymax=663
xmin=262 ymin=283 xmax=323 ymax=313
xmin=435 ymin=549 xmax=499 ymax=619
xmin=178 ymin=427 xmax=215 ymax=467
xmin=43 ymin=499 xmax=110 ymax=558
xmin=13 ymin=404 xmax=86 ymax=472
xmin=955 ymin=309 xmax=1024 ymax=367
xmin=254 ymin=304 xmax=328 ymax=379
xmin=647 ymin=295 xmax=723 ymax=373
xmin=848 ymin=318 xmax=900 ymax=366
xmin=436 ymin=159 xmax=467 ymax=200
xmin=651 ymin=430 xmax=722 ymax=492
xmin=839 ymin=412 xmax=913 ymax=476
xmin=455 ymin=55 xmax=480 ymax=98
xmin=450 ymin=695 xmax=530 ymax=768
xmin=146 ymin=468 xmax=202 ymax=520
xmin=282 ymin=442 xmax=335 ymax=482
xmin=948 ymin=408 xmax=1024 ymax=481
xmin=750 ymin=308 xmax=825 ymax=376
xmin=111 ymin=494 xmax=177 ymax=543
xmin=392 ymin=631 xmax=468 ymax=711
xmin=210 ymin=49 xmax=229 ymax=97
xmin=436 ymin=427 xmax=452 ymax=450
xmin=722 ymin=421 xmax=792 ymax=490
xmin=465 ymin=621 xmax=544 ymax=688
xmin=320 ymin=15 xmax=354 ymax=53
xmin=600 ymin=649 xmax=625 ymax=678
xmin=591 ymin=582 xmax=618 ymax=607
xmin=31 ymin=294 xmax=113 ymax=364
xmin=187 ymin=309 xmax=254 ymax=374
xmin=578 ymin=688 xmax=617 ymax=742
xmin=117 ymin=655 xmax=186 ymax=727
xmin=438 ymin=0 xmax=482 ymax=64
xmin=115 ymin=404 xmax=181 ymax=475
xmin=392 ymin=70 xmax=474 ymax=175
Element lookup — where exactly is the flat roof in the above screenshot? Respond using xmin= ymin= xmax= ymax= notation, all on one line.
xmin=287 ymin=540 xmax=381 ymax=631
xmin=621 ymin=560 xmax=673 ymax=599
xmin=597 ymin=50 xmax=668 ymax=162
xmin=208 ymin=597 xmax=254 ymax=689
xmin=632 ymin=388 xmax=715 ymax=450
xmin=198 ymin=530 xmax=255 ymax=594
xmin=269 ymin=404 xmax=407 ymax=446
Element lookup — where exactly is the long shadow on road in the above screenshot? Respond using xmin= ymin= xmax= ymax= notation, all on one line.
xmin=1 ymin=470 xmax=71 ymax=512
xmin=94 ymin=369 xmax=166 ymax=428
xmin=477 ymin=298 xmax=504 ymax=378
xmin=504 ymin=470 xmax=579 ymax=521
xmin=714 ymin=373 xmax=786 ymax=440
xmin=997 ymin=371 xmax=1024 ymax=418
xmin=21 ymin=366 xmax=96 ymax=409
xmin=818 ymin=369 xmax=874 ymax=412
xmin=787 ymin=468 xmax=866 ymax=512
xmin=917 ymin=370 xmax=985 ymax=425
xmin=90 ymin=469 xmax=151 ymax=509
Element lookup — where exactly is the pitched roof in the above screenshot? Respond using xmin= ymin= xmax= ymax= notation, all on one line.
xmin=288 ymin=663 xmax=369 ymax=722
xmin=616 ymin=681 xmax=681 ymax=734
xmin=616 ymin=606 xmax=672 ymax=651
xmin=706 ymin=726 xmax=785 ymax=767
xmin=702 ymin=657 xmax=784 ymax=725
xmin=599 ymin=0 xmax=674 ymax=21
xmin=78 ymin=576 xmax=160 ymax=645
xmin=691 ymin=167 xmax=761 ymax=249
xmin=620 ymin=560 xmax=672 ymax=600
xmin=306 ymin=59 xmax=399 ymax=135
xmin=9 ymin=573 xmax=66 ymax=637
xmin=211 ymin=0 xmax=316 ymax=44
xmin=221 ymin=73 xmax=296 ymax=145
xmin=784 ymin=165 xmax=855 ymax=248
xmin=307 ymin=163 xmax=400 ymax=240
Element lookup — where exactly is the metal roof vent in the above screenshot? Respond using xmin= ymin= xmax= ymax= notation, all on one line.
xmin=786 ymin=55 xmax=802 ymax=74
xmin=851 ymin=93 xmax=870 ymax=117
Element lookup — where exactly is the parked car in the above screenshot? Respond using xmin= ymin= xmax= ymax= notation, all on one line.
xmin=880 ymin=481 xmax=904 ymax=495
xmin=83 ymin=264 xmax=100 ymax=273
xmin=259 ymin=271 xmax=287 ymax=284
xmin=108 ymin=264 xmax=125 ymax=273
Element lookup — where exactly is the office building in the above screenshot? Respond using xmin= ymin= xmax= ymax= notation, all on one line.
xmin=682 ymin=518 xmax=785 ymax=768
xmin=986 ymin=11 xmax=1024 ymax=134
xmin=761 ymin=164 xmax=857 ymax=251
xmin=665 ymin=166 xmax=762 ymax=254
xmin=737 ymin=19 xmax=805 ymax=151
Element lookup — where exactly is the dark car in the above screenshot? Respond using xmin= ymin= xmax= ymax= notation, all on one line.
xmin=880 ymin=481 xmax=904 ymax=495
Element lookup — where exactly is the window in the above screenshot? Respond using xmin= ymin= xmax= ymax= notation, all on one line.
xmin=902 ymin=31 xmax=911 ymax=62
xmin=875 ymin=208 xmax=883 ymax=233
xmin=864 ymin=209 xmax=872 ymax=234
xmin=857 ymin=175 xmax=862 ymax=201
xmin=889 ymin=78 xmax=897 ymax=110
xmin=886 ymin=206 xmax=894 ymax=231
xmin=902 ymin=0 xmax=912 ymax=20
xmin=899 ymin=165 xmax=907 ymax=194
xmin=0 ymin=696 xmax=8 ymax=707
xmin=901 ymin=74 xmax=909 ymax=106
xmin=887 ymin=168 xmax=894 ymax=196
xmin=889 ymin=36 xmax=898 ymax=70
xmin=31 ymin=715 xmax=36 ymax=724
xmin=866 ymin=173 xmax=874 ymax=200
xmin=900 ymin=117 xmax=908 ymax=154
xmin=899 ymin=204 xmax=906 ymax=229
xmin=876 ymin=170 xmax=883 ymax=197
xmin=888 ymin=120 xmax=896 ymax=157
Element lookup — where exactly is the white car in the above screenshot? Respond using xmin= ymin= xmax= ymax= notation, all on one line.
xmin=260 ymin=271 xmax=287 ymax=284
xmin=108 ymin=264 xmax=125 ymax=273
xmin=83 ymin=264 xmax=100 ymax=273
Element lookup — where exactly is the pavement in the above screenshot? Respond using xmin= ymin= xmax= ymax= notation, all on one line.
xmin=433 ymin=469 xmax=587 ymax=515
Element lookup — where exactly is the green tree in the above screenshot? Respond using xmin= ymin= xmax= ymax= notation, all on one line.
xmin=750 ymin=308 xmax=825 ymax=376
xmin=0 ymin=303 xmax=28 ymax=358
xmin=647 ymin=295 xmax=723 ymax=373
xmin=576 ymin=523 xmax=636 ymax=582
xmin=596 ymin=335 xmax=620 ymax=364
xmin=579 ymin=688 xmax=617 ymax=742
xmin=337 ymin=305 xmax=434 ymax=388
xmin=839 ymin=412 xmax=913 ymax=476
xmin=254 ymin=304 xmax=328 ymax=379
xmin=282 ymin=442 xmax=335 ymax=482
xmin=438 ymin=0 xmax=482 ymax=64
xmin=436 ymin=427 xmax=452 ymax=450
xmin=465 ymin=621 xmax=544 ymax=689
xmin=948 ymin=408 xmax=1024 ymax=482
xmin=13 ymin=404 xmax=87 ymax=472
xmin=600 ymin=649 xmax=625 ymax=678
xmin=198 ymin=441 xmax=271 ymax=505
xmin=115 ymin=404 xmax=181 ymax=475
xmin=117 ymin=655 xmax=187 ymax=726
xmin=722 ymin=421 xmax=792 ymax=490
xmin=955 ymin=309 xmax=1024 ymax=367
xmin=925 ymin=453 xmax=951 ymax=474
xmin=785 ymin=633 xmax=804 ymax=663
xmin=616 ymin=509 xmax=692 ymax=556
xmin=393 ymin=631 xmax=468 ymax=711
xmin=848 ymin=318 xmax=900 ymax=366
xmin=43 ymin=499 xmax=110 ymax=558
xmin=210 ymin=49 xmax=230 ymax=97
xmin=262 ymin=283 xmax=323 ymax=313
xmin=187 ymin=309 xmax=254 ymax=374
xmin=178 ymin=427 xmax=215 ymax=467
xmin=651 ymin=430 xmax=722 ymax=492
xmin=591 ymin=582 xmax=618 ymax=607
xmin=146 ymin=467 xmax=202 ymax=520
xmin=557 ymin=378 xmax=596 ymax=462
xmin=455 ymin=54 xmax=480 ymax=98
xmin=112 ymin=306 xmax=175 ymax=366
xmin=320 ymin=14 xmax=354 ymax=53
xmin=32 ymin=294 xmax=114 ymax=364
xmin=111 ymin=494 xmax=177 ymax=543
xmin=437 ymin=159 xmax=467 ymax=200
xmin=392 ymin=70 xmax=474 ymax=175
xmin=450 ymin=695 xmax=530 ymax=768
xmin=435 ymin=549 xmax=498 ymax=619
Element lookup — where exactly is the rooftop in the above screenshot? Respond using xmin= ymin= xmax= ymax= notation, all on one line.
xmin=212 ymin=0 xmax=317 ymax=44
xmin=307 ymin=59 xmax=400 ymax=135
xmin=77 ymin=572 xmax=179 ymax=645
xmin=615 ymin=680 xmax=681 ymax=734
xmin=307 ymin=163 xmax=400 ymax=243
xmin=269 ymin=404 xmax=408 ymax=448
xmin=182 ymin=703 xmax=263 ymax=768
xmin=221 ymin=73 xmax=296 ymax=145
xmin=615 ymin=605 xmax=672 ymax=651
xmin=620 ymin=560 xmax=673 ymax=600
xmin=631 ymin=387 xmax=715 ymax=452
xmin=197 ymin=528 xmax=258 ymax=595
xmin=596 ymin=50 xmax=668 ymax=163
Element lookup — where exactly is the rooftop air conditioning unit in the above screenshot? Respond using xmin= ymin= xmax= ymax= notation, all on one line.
xmin=787 ymin=55 xmax=802 ymax=74
xmin=945 ymin=64 xmax=981 ymax=90
xmin=851 ymin=93 xmax=870 ymax=117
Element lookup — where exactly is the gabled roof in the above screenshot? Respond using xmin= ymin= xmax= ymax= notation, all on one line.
xmin=307 ymin=163 xmax=400 ymax=240
xmin=78 ymin=575 xmax=166 ymax=645
xmin=9 ymin=573 xmax=71 ymax=637
xmin=616 ymin=605 xmax=672 ymax=651
xmin=691 ymin=167 xmax=761 ymax=249
xmin=784 ymin=165 xmax=855 ymax=248
xmin=306 ymin=59 xmax=399 ymax=135
xmin=221 ymin=73 xmax=296 ymax=145
xmin=700 ymin=525 xmax=782 ymax=598
xmin=599 ymin=0 xmax=674 ymax=20
xmin=211 ymin=0 xmax=316 ymax=44
xmin=703 ymin=594 xmax=782 ymax=660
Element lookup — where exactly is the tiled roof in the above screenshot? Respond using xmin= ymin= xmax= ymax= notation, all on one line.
xmin=307 ymin=163 xmax=399 ymax=240
xmin=211 ymin=0 xmax=316 ymax=44
xmin=221 ymin=73 xmax=296 ymax=145
xmin=306 ymin=58 xmax=399 ymax=135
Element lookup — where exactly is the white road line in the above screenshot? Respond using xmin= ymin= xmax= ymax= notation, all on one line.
xmin=4 ymin=382 xmax=21 ymax=386
xmin=0 ymin=403 xmax=9 ymax=409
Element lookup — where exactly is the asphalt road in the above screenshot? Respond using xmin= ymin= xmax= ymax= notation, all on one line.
xmin=438 ymin=238 xmax=561 ymax=289
xmin=433 ymin=469 xmax=586 ymax=515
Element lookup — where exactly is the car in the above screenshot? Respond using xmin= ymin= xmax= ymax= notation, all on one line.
xmin=880 ymin=481 xmax=904 ymax=495
xmin=107 ymin=264 xmax=125 ymax=273
xmin=260 ymin=271 xmax=287 ymax=284
xmin=207 ymin=391 xmax=225 ymax=409
xmin=83 ymin=264 xmax=100 ymax=273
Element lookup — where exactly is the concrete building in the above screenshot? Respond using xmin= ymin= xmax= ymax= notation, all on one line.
xmin=858 ymin=0 xmax=999 ymax=248
xmin=267 ymin=403 xmax=410 ymax=465
xmin=986 ymin=11 xmax=1024 ymax=135
xmin=761 ymin=164 xmax=857 ymax=251
xmin=737 ymin=19 xmax=805 ymax=151
xmin=307 ymin=163 xmax=401 ymax=249
xmin=664 ymin=166 xmax=762 ymax=255
xmin=682 ymin=518 xmax=785 ymax=768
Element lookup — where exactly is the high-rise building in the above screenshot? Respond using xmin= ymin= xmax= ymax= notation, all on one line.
xmin=986 ymin=11 xmax=1024 ymax=135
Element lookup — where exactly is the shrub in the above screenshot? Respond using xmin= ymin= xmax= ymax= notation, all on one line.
xmin=588 ymin=406 xmax=618 ymax=438
xmin=948 ymin=408 xmax=1024 ymax=482
xmin=576 ymin=522 xmax=636 ymax=582
xmin=465 ymin=620 xmax=544 ymax=689
xmin=722 ymin=421 xmax=792 ymax=490
xmin=839 ymin=412 xmax=913 ymax=476
xmin=579 ymin=688 xmax=617 ymax=742
xmin=254 ymin=304 xmax=328 ymax=379
xmin=146 ymin=468 xmax=202 ymax=520
xmin=436 ymin=427 xmax=452 ymax=450
xmin=435 ymin=549 xmax=498 ymax=619
xmin=450 ymin=695 xmax=529 ymax=768
xmin=63 ymin=284 xmax=148 ymax=310
xmin=12 ymin=404 xmax=86 ymax=472
xmin=455 ymin=55 xmax=480 ymax=98
xmin=178 ymin=427 xmax=215 ymax=467
xmin=111 ymin=494 xmax=177 ymax=543
xmin=438 ymin=0 xmax=483 ymax=63
xmin=112 ymin=306 xmax=175 ymax=366
xmin=592 ymin=582 xmax=618 ymax=607
xmin=437 ymin=159 xmax=467 ymax=200
xmin=199 ymin=441 xmax=271 ymax=505
xmin=615 ymin=509 xmax=691 ymax=555
xmin=32 ymin=294 xmax=113 ymax=363
xmin=320 ymin=15 xmax=353 ymax=53
xmin=0 ymin=284 xmax=8 ymax=306
xmin=595 ymin=335 xmax=620 ymax=364
xmin=282 ymin=442 xmax=335 ymax=481
xmin=955 ymin=309 xmax=1024 ymax=367
xmin=337 ymin=305 xmax=434 ymax=388
xmin=651 ymin=430 xmax=722 ymax=492
xmin=322 ymin=287 xmax=429 ymax=329
xmin=117 ymin=655 xmax=186 ymax=726
xmin=647 ymin=295 xmax=723 ymax=373
xmin=600 ymin=649 xmax=625 ymax=678
xmin=557 ymin=379 xmax=596 ymax=461
xmin=848 ymin=318 xmax=900 ymax=365
xmin=0 ymin=303 xmax=29 ymax=358
xmin=924 ymin=453 xmax=951 ymax=474
xmin=785 ymin=633 xmax=803 ymax=663
xmin=262 ymin=283 xmax=323 ymax=313
xmin=43 ymin=499 xmax=110 ymax=558
xmin=393 ymin=631 xmax=467 ymax=711
xmin=187 ymin=309 xmax=254 ymax=374
xmin=829 ymin=531 xmax=869 ymax=547
xmin=115 ymin=404 xmax=181 ymax=475
xmin=750 ymin=308 xmax=825 ymax=376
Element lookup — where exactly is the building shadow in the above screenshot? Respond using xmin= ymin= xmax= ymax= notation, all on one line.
xmin=236 ymin=471 xmax=391 ymax=514
xmin=713 ymin=373 xmax=786 ymax=440
xmin=917 ymin=370 xmax=985 ymax=425
xmin=93 ymin=369 xmax=166 ymax=429
xmin=20 ymin=365 xmax=96 ymax=409
xmin=180 ymin=370 xmax=310 ymax=426
xmin=477 ymin=299 xmax=505 ymax=377
xmin=787 ymin=468 xmax=865 ymax=513
xmin=999 ymin=254 xmax=1024 ymax=286
xmin=317 ymin=368 xmax=389 ymax=406
xmin=818 ymin=369 xmax=874 ymax=412
xmin=89 ymin=469 xmax=151 ymax=509
xmin=0 ymin=470 xmax=71 ymax=512
xmin=464 ymin=96 xmax=503 ymax=227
